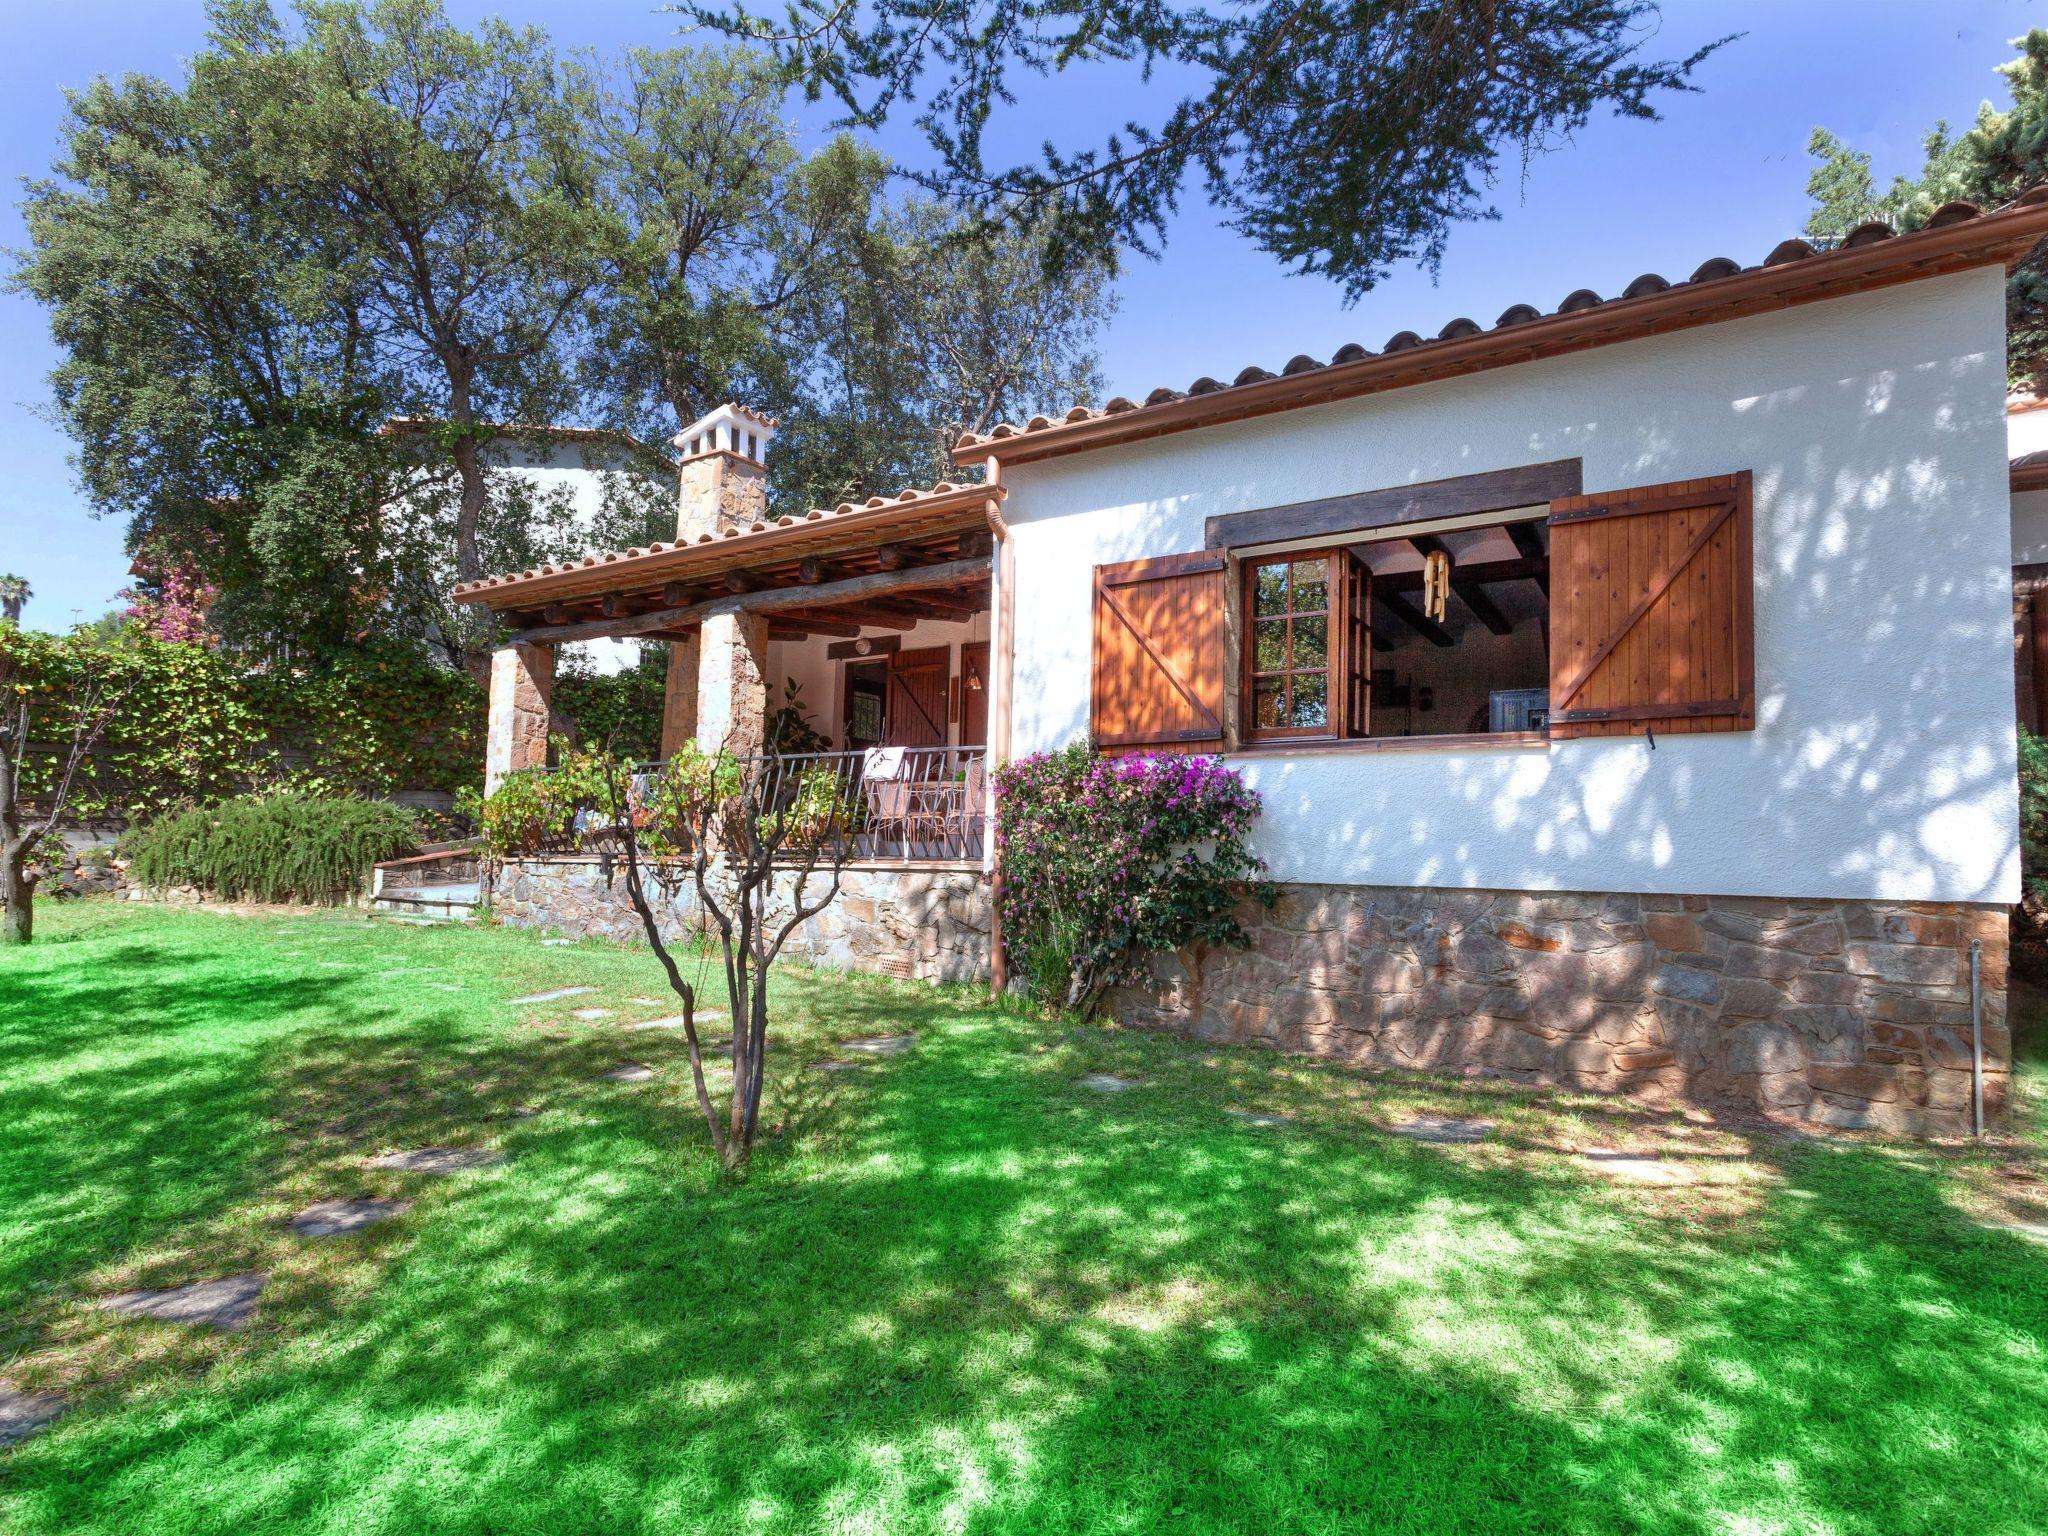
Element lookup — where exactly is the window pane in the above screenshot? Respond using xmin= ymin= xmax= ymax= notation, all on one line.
xmin=1253 ymin=563 xmax=1288 ymax=617
xmin=1253 ymin=618 xmax=1288 ymax=672
xmin=1290 ymin=670 xmax=1328 ymax=728
xmin=1291 ymin=615 xmax=1328 ymax=669
xmin=1254 ymin=677 xmax=1287 ymax=728
xmin=1289 ymin=560 xmax=1328 ymax=613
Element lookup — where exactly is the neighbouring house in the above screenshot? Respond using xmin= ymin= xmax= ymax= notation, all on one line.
xmin=453 ymin=194 xmax=2048 ymax=1136
xmin=381 ymin=418 xmax=676 ymax=677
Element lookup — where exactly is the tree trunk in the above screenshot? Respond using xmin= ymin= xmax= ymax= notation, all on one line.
xmin=1 ymin=851 xmax=33 ymax=945
xmin=447 ymin=389 xmax=494 ymax=683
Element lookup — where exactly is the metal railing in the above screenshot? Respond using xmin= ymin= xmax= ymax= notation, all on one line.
xmin=752 ymin=746 xmax=987 ymax=863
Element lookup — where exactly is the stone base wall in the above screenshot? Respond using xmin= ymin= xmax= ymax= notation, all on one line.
xmin=1106 ymin=886 xmax=2011 ymax=1138
xmin=488 ymin=856 xmax=992 ymax=985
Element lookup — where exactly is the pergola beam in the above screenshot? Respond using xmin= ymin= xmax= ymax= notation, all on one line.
xmin=506 ymin=557 xmax=989 ymax=647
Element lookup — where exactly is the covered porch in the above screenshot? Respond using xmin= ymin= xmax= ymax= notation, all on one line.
xmin=457 ymin=477 xmax=1009 ymax=867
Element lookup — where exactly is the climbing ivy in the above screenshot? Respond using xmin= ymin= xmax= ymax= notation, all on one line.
xmin=5 ymin=627 xmax=485 ymax=822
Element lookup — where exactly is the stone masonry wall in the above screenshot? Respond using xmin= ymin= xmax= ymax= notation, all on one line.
xmin=1106 ymin=886 xmax=2010 ymax=1137
xmin=489 ymin=856 xmax=991 ymax=985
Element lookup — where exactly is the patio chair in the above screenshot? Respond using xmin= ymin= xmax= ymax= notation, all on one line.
xmin=861 ymin=746 xmax=913 ymax=857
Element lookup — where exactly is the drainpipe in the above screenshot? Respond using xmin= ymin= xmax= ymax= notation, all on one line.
xmin=982 ymin=462 xmax=1013 ymax=998
xmin=1970 ymin=938 xmax=1985 ymax=1138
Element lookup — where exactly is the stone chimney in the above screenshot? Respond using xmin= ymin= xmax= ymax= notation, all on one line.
xmin=673 ymin=403 xmax=777 ymax=541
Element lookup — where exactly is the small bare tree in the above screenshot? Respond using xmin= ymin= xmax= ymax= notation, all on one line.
xmin=601 ymin=747 xmax=854 ymax=1172
xmin=0 ymin=629 xmax=129 ymax=945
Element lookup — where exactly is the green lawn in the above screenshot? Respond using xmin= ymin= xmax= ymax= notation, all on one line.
xmin=4 ymin=901 xmax=2048 ymax=1535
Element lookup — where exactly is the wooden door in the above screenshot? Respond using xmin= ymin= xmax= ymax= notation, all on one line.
xmin=959 ymin=641 xmax=990 ymax=748
xmin=886 ymin=647 xmax=950 ymax=748
xmin=842 ymin=660 xmax=888 ymax=749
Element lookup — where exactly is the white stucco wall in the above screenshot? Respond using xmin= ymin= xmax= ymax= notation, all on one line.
xmin=1003 ymin=268 xmax=2020 ymax=904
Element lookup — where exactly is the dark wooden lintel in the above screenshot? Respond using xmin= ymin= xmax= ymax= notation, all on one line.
xmin=1204 ymin=459 xmax=1582 ymax=550
xmin=825 ymin=634 xmax=903 ymax=660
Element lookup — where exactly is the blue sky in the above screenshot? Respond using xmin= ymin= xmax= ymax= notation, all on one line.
xmin=0 ymin=0 xmax=2040 ymax=628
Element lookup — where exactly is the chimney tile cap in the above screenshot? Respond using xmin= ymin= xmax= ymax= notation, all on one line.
xmin=671 ymin=402 xmax=779 ymax=463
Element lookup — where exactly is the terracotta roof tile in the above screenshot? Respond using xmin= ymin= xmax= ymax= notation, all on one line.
xmin=953 ymin=198 xmax=2048 ymax=463
xmin=451 ymin=478 xmax=991 ymax=599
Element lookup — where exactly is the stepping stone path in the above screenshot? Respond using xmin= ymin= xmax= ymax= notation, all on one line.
xmin=288 ymin=1198 xmax=412 ymax=1237
xmin=1981 ymin=1217 xmax=2048 ymax=1245
xmin=808 ymin=1059 xmax=865 ymax=1073
xmin=1389 ymin=1114 xmax=1494 ymax=1145
xmin=1580 ymin=1149 xmax=1696 ymax=1186
xmin=1227 ymin=1109 xmax=1297 ymax=1129
xmin=99 ymin=1272 xmax=268 ymax=1332
xmin=630 ymin=998 xmax=665 ymax=1007
xmin=842 ymin=1034 xmax=916 ymax=1056
xmin=0 ymin=1385 xmax=65 ymax=1448
xmin=601 ymin=1062 xmax=656 ymax=1083
xmin=1076 ymin=1073 xmax=1143 ymax=1093
xmin=509 ymin=987 xmax=595 ymax=1005
xmin=571 ymin=1008 xmax=615 ymax=1022
xmin=365 ymin=1147 xmax=505 ymax=1174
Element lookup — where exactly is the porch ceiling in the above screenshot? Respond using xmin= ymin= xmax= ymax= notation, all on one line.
xmin=452 ymin=481 xmax=1003 ymax=624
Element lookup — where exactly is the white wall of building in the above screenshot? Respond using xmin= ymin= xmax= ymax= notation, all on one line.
xmin=493 ymin=439 xmax=652 ymax=677
xmin=1003 ymin=269 xmax=2019 ymax=904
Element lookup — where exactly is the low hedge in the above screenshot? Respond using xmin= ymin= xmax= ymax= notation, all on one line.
xmin=123 ymin=791 xmax=419 ymax=904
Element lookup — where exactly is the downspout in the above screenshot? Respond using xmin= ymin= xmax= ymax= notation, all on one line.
xmin=1971 ymin=937 xmax=1985 ymax=1138
xmin=983 ymin=463 xmax=1013 ymax=997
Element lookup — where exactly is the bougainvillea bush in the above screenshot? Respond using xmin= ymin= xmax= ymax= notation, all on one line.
xmin=994 ymin=742 xmax=1274 ymax=1014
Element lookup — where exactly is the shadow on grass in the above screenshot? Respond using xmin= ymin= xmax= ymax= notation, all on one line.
xmin=4 ymin=954 xmax=2046 ymax=1536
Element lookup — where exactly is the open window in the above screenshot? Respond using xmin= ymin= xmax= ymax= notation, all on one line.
xmin=1240 ymin=522 xmax=1551 ymax=746
xmin=1092 ymin=463 xmax=1754 ymax=756
xmin=1242 ymin=550 xmax=1372 ymax=741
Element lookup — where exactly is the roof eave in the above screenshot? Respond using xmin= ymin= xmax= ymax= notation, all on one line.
xmin=956 ymin=199 xmax=2048 ymax=469
xmin=454 ymin=482 xmax=1004 ymax=611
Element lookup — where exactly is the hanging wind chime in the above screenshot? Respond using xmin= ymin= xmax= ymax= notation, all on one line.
xmin=1422 ymin=547 xmax=1453 ymax=623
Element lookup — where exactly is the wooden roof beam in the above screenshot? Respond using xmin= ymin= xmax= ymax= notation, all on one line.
xmin=504 ymin=556 xmax=989 ymax=646
xmin=1376 ymin=589 xmax=1454 ymax=647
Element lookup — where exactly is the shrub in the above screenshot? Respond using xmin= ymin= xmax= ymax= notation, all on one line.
xmin=462 ymin=742 xmax=751 ymax=861
xmin=2022 ymin=727 xmax=2048 ymax=901
xmin=123 ymin=791 xmax=418 ymax=903
xmin=994 ymin=743 xmax=1274 ymax=1014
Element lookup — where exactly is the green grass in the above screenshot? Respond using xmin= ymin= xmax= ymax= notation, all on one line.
xmin=3 ymin=901 xmax=2048 ymax=1535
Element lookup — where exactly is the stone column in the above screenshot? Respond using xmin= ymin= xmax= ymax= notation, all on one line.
xmin=485 ymin=643 xmax=554 ymax=793
xmin=694 ymin=611 xmax=769 ymax=754
xmin=660 ymin=629 xmax=702 ymax=759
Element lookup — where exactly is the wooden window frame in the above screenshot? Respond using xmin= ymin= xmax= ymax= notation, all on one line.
xmin=1240 ymin=548 xmax=1371 ymax=743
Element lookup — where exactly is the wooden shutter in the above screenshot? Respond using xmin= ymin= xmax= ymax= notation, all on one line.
xmin=1547 ymin=472 xmax=1754 ymax=739
xmin=1092 ymin=551 xmax=1229 ymax=751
